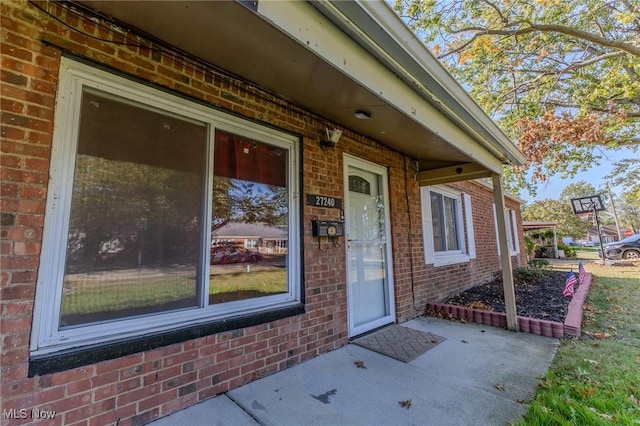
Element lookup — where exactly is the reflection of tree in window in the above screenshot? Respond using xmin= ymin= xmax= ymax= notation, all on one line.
xmin=212 ymin=131 xmax=288 ymax=231
xmin=209 ymin=130 xmax=289 ymax=305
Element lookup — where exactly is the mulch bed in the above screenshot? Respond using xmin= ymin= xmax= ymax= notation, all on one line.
xmin=443 ymin=270 xmax=573 ymax=323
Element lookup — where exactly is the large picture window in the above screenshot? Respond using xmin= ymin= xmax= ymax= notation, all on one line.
xmin=32 ymin=59 xmax=300 ymax=354
xmin=421 ymin=186 xmax=475 ymax=266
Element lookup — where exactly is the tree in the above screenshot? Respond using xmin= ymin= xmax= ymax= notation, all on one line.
xmin=393 ymin=0 xmax=640 ymax=195
xmin=522 ymin=199 xmax=591 ymax=238
xmin=617 ymin=188 xmax=640 ymax=232
xmin=605 ymin=158 xmax=640 ymax=201
xmin=559 ymin=181 xmax=599 ymax=203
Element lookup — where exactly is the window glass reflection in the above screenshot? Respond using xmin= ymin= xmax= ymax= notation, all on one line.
xmin=209 ymin=130 xmax=289 ymax=304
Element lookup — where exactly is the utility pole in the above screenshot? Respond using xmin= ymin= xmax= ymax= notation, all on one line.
xmin=606 ymin=183 xmax=622 ymax=241
xmin=592 ymin=203 xmax=606 ymax=266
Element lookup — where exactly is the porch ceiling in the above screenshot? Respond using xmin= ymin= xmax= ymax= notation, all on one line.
xmin=74 ymin=0 xmax=522 ymax=175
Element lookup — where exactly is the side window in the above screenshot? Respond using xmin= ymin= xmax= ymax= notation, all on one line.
xmin=421 ymin=186 xmax=475 ymax=266
xmin=493 ymin=205 xmax=520 ymax=256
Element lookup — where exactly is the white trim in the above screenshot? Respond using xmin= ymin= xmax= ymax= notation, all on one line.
xmin=510 ymin=209 xmax=520 ymax=255
xmin=31 ymin=58 xmax=301 ymax=354
xmin=493 ymin=204 xmax=501 ymax=255
xmin=420 ymin=186 xmax=435 ymax=265
xmin=493 ymin=204 xmax=519 ymax=256
xmin=463 ymin=193 xmax=476 ymax=259
xmin=421 ymin=185 xmax=473 ymax=267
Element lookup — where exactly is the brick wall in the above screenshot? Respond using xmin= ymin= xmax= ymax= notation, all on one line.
xmin=1 ymin=2 xmax=525 ymax=424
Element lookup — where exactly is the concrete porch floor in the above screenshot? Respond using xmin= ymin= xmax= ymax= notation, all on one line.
xmin=148 ymin=316 xmax=558 ymax=425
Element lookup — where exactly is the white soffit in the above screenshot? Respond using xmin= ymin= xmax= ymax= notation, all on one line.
xmin=256 ymin=0 xmax=525 ymax=171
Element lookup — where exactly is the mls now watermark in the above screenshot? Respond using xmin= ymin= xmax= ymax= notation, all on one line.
xmin=3 ymin=408 xmax=57 ymax=420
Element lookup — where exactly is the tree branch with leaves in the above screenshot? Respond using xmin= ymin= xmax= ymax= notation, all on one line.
xmin=394 ymin=0 xmax=640 ymax=196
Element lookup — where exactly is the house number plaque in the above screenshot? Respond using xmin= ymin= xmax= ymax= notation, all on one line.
xmin=306 ymin=194 xmax=342 ymax=209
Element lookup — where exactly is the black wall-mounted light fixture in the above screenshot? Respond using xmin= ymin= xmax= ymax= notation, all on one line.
xmin=320 ymin=128 xmax=343 ymax=150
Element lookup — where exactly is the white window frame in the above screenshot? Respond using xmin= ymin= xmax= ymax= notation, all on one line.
xmin=493 ymin=205 xmax=520 ymax=256
xmin=31 ymin=58 xmax=300 ymax=355
xmin=421 ymin=186 xmax=476 ymax=267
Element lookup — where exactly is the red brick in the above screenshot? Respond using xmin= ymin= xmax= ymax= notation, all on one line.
xmin=115 ymin=382 xmax=160 ymax=408
xmin=62 ymin=396 xmax=116 ymax=425
xmin=1 ymin=185 xmax=22 ymax=202
xmin=1 ymin=363 xmax=29 ymax=383
xmin=12 ymin=241 xmax=41 ymax=256
xmin=49 ymin=366 xmax=95 ymax=386
xmin=137 ymin=390 xmax=176 ymax=413
xmin=0 ymin=42 xmax=34 ymax=62
xmin=66 ymin=371 xmax=118 ymax=395
xmin=1 ymin=167 xmax=48 ymax=185
xmin=1 ymin=97 xmax=25 ymax=114
xmin=1 ymin=125 xmax=27 ymax=141
xmin=94 ymin=377 xmax=141 ymax=401
xmin=27 ymin=129 xmax=54 ymax=145
xmin=1 ymin=283 xmax=35 ymax=301
xmin=1 ymin=301 xmax=33 ymax=317
xmin=1 ymin=68 xmax=29 ymax=87
xmin=88 ymin=403 xmax=137 ymax=426
xmin=95 ymin=353 xmax=143 ymax=375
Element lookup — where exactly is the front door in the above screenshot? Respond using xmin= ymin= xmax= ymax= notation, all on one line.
xmin=344 ymin=155 xmax=395 ymax=337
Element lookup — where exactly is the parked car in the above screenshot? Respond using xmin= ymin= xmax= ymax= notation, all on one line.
xmin=575 ymin=239 xmax=595 ymax=247
xmin=599 ymin=234 xmax=640 ymax=260
xmin=210 ymin=246 xmax=263 ymax=264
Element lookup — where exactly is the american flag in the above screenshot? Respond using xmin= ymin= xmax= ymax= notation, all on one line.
xmin=578 ymin=261 xmax=587 ymax=284
xmin=563 ymin=270 xmax=577 ymax=298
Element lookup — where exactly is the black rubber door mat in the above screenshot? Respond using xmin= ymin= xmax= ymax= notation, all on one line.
xmin=352 ymin=324 xmax=446 ymax=363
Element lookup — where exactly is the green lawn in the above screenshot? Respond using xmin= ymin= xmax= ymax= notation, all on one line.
xmin=61 ymin=266 xmax=286 ymax=319
xmin=518 ymin=253 xmax=640 ymax=425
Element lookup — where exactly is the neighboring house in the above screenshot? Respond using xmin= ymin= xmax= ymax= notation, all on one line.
xmin=211 ymin=222 xmax=288 ymax=254
xmin=1 ymin=1 xmax=526 ymax=424
xmin=587 ymin=225 xmax=621 ymax=243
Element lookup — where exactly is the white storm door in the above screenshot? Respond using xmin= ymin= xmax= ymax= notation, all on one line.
xmin=344 ymin=155 xmax=395 ymax=337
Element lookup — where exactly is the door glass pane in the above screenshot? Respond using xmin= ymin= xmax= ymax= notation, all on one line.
xmin=350 ymin=242 xmax=386 ymax=327
xmin=209 ymin=130 xmax=288 ymax=304
xmin=60 ymin=89 xmax=205 ymax=329
xmin=348 ymin=168 xmax=388 ymax=328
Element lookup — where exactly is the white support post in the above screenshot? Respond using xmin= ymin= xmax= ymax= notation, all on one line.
xmin=492 ymin=173 xmax=518 ymax=331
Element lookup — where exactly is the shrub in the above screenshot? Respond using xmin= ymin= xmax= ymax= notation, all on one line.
xmin=515 ymin=263 xmax=551 ymax=285
xmin=557 ymin=242 xmax=577 ymax=258
xmin=524 ymin=235 xmax=536 ymax=257
xmin=529 ymin=258 xmax=550 ymax=269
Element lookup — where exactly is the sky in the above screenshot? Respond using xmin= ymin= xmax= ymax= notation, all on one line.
xmin=518 ymin=146 xmax=635 ymax=204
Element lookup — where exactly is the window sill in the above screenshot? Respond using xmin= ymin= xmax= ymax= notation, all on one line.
xmin=433 ymin=254 xmax=471 ymax=267
xmin=28 ymin=303 xmax=304 ymax=377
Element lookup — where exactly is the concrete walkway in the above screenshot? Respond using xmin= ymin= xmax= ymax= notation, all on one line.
xmin=149 ymin=317 xmax=558 ymax=426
